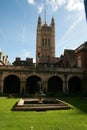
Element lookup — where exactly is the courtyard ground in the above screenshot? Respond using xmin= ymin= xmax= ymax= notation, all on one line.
xmin=0 ymin=97 xmax=87 ymax=130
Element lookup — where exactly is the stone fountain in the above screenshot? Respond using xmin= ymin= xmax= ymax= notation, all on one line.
xmin=12 ymin=81 xmax=71 ymax=111
xmin=34 ymin=81 xmax=46 ymax=104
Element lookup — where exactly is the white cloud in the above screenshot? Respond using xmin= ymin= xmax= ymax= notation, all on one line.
xmin=66 ymin=0 xmax=84 ymax=12
xmin=58 ymin=0 xmax=66 ymax=5
xmin=37 ymin=3 xmax=44 ymax=14
xmin=27 ymin=0 xmax=44 ymax=13
xmin=46 ymin=0 xmax=59 ymax=11
xmin=46 ymin=0 xmax=84 ymax=12
xmin=27 ymin=0 xmax=35 ymax=5
xmin=27 ymin=0 xmax=84 ymax=13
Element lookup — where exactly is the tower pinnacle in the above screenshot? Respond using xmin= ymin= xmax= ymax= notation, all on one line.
xmin=51 ymin=17 xmax=55 ymax=26
xmin=38 ymin=16 xmax=41 ymax=26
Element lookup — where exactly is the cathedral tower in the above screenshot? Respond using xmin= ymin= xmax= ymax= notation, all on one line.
xmin=36 ymin=16 xmax=55 ymax=65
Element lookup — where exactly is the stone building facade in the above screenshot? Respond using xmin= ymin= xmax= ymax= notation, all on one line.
xmin=0 ymin=17 xmax=87 ymax=96
xmin=75 ymin=42 xmax=87 ymax=68
xmin=13 ymin=57 xmax=34 ymax=66
xmin=0 ymin=66 xmax=84 ymax=95
xmin=0 ymin=49 xmax=10 ymax=65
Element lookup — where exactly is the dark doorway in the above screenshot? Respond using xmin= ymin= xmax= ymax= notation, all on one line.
xmin=4 ymin=75 xmax=20 ymax=94
xmin=48 ymin=76 xmax=63 ymax=94
xmin=26 ymin=75 xmax=41 ymax=94
xmin=68 ymin=76 xmax=81 ymax=94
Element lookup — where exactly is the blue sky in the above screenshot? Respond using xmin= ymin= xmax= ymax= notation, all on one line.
xmin=0 ymin=0 xmax=87 ymax=63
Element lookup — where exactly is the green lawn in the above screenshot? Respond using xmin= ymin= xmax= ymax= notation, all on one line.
xmin=0 ymin=97 xmax=87 ymax=130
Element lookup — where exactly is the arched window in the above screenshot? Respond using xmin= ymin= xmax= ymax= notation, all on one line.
xmin=48 ymin=39 xmax=50 ymax=48
xmin=45 ymin=39 xmax=47 ymax=47
xmin=42 ymin=39 xmax=44 ymax=47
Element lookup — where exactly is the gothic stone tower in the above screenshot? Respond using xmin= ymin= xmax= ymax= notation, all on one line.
xmin=36 ymin=16 xmax=55 ymax=65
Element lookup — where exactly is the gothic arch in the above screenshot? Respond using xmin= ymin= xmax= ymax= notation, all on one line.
xmin=68 ymin=76 xmax=81 ymax=94
xmin=47 ymin=76 xmax=63 ymax=94
xmin=3 ymin=73 xmax=20 ymax=80
xmin=4 ymin=74 xmax=20 ymax=94
xmin=26 ymin=75 xmax=42 ymax=94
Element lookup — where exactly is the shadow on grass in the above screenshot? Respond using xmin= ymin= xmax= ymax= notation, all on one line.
xmin=60 ymin=97 xmax=87 ymax=113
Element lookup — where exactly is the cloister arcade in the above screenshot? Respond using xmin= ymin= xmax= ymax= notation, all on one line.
xmin=0 ymin=73 xmax=83 ymax=96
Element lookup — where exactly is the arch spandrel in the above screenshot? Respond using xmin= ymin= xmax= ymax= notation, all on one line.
xmin=67 ymin=74 xmax=83 ymax=82
xmin=2 ymin=73 xmax=20 ymax=81
xmin=46 ymin=74 xmax=64 ymax=82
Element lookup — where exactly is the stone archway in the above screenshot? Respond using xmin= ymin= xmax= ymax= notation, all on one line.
xmin=26 ymin=75 xmax=42 ymax=94
xmin=48 ymin=76 xmax=63 ymax=95
xmin=68 ymin=76 xmax=81 ymax=94
xmin=4 ymin=75 xmax=20 ymax=94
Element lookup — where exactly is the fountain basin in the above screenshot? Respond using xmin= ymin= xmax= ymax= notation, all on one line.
xmin=12 ymin=98 xmax=71 ymax=111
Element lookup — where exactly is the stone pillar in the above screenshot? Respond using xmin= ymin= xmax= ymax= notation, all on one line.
xmin=42 ymin=80 xmax=48 ymax=94
xmin=63 ymin=73 xmax=69 ymax=95
xmin=0 ymin=79 xmax=4 ymax=94
xmin=20 ymin=79 xmax=26 ymax=95
xmin=63 ymin=80 xmax=69 ymax=95
xmin=0 ymin=72 xmax=4 ymax=94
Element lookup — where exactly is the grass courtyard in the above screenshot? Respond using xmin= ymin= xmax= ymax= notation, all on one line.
xmin=0 ymin=97 xmax=87 ymax=130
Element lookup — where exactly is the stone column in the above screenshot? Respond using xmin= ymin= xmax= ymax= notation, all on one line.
xmin=63 ymin=80 xmax=69 ymax=95
xmin=20 ymin=79 xmax=26 ymax=95
xmin=63 ymin=73 xmax=69 ymax=95
xmin=42 ymin=80 xmax=48 ymax=94
xmin=0 ymin=79 xmax=4 ymax=94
